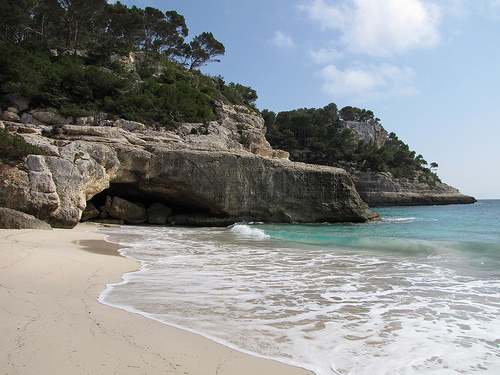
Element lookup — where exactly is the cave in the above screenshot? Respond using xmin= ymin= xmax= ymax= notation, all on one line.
xmin=80 ymin=183 xmax=234 ymax=227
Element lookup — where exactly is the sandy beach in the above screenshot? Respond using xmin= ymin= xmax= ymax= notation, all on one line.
xmin=0 ymin=223 xmax=311 ymax=375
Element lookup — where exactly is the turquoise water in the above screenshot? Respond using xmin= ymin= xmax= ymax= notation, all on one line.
xmin=260 ymin=200 xmax=500 ymax=273
xmin=264 ymin=200 xmax=500 ymax=248
xmin=101 ymin=201 xmax=500 ymax=375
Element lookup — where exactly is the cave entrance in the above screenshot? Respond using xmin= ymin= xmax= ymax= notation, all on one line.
xmin=81 ymin=183 xmax=232 ymax=227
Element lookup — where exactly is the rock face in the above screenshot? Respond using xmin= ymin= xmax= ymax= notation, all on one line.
xmin=105 ymin=196 xmax=147 ymax=224
xmin=0 ymin=207 xmax=51 ymax=229
xmin=353 ymin=171 xmax=476 ymax=206
xmin=0 ymin=104 xmax=374 ymax=228
xmin=340 ymin=120 xmax=388 ymax=148
xmin=81 ymin=202 xmax=100 ymax=222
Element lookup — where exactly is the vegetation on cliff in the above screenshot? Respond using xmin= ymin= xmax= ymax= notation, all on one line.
xmin=0 ymin=128 xmax=46 ymax=164
xmin=0 ymin=0 xmax=257 ymax=126
xmin=0 ymin=1 xmax=438 ymax=183
xmin=263 ymin=104 xmax=440 ymax=183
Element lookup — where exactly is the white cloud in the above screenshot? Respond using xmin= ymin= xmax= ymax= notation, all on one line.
xmin=270 ymin=30 xmax=295 ymax=48
xmin=300 ymin=0 xmax=441 ymax=56
xmin=319 ymin=63 xmax=417 ymax=98
xmin=309 ymin=48 xmax=343 ymax=64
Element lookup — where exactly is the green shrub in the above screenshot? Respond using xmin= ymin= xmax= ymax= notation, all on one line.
xmin=0 ymin=44 xmax=257 ymax=128
xmin=0 ymin=128 xmax=46 ymax=163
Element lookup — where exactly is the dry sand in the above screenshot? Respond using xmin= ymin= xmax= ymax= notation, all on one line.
xmin=0 ymin=223 xmax=312 ymax=375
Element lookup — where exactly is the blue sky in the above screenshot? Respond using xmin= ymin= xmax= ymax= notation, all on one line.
xmin=120 ymin=0 xmax=499 ymax=199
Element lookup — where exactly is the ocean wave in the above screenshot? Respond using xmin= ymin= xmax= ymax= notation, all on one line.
xmin=382 ymin=216 xmax=416 ymax=223
xmin=228 ymin=224 xmax=270 ymax=240
xmin=101 ymin=220 xmax=500 ymax=375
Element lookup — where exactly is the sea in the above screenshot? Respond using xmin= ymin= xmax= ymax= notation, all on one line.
xmin=99 ymin=200 xmax=500 ymax=375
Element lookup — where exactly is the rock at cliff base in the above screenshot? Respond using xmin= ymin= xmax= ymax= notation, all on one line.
xmin=106 ymin=196 xmax=146 ymax=224
xmin=147 ymin=203 xmax=173 ymax=225
xmin=0 ymin=207 xmax=51 ymax=229
xmin=114 ymin=119 xmax=146 ymax=132
xmin=81 ymin=202 xmax=100 ymax=222
xmin=31 ymin=110 xmax=69 ymax=125
xmin=1 ymin=111 xmax=20 ymax=122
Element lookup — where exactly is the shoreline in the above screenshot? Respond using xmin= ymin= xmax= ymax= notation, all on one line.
xmin=98 ymin=227 xmax=320 ymax=375
xmin=0 ymin=223 xmax=312 ymax=375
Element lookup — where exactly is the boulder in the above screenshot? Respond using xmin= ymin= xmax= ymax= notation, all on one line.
xmin=0 ymin=207 xmax=51 ymax=229
xmin=21 ymin=113 xmax=33 ymax=124
xmin=147 ymin=203 xmax=173 ymax=225
xmin=7 ymin=107 xmax=19 ymax=114
xmin=106 ymin=196 xmax=146 ymax=224
xmin=114 ymin=119 xmax=146 ymax=132
xmin=81 ymin=202 xmax=100 ymax=222
xmin=273 ymin=150 xmax=290 ymax=160
xmin=31 ymin=110 xmax=69 ymax=125
xmin=1 ymin=111 xmax=20 ymax=122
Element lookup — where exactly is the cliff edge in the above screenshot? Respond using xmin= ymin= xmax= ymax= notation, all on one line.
xmin=0 ymin=104 xmax=375 ymax=228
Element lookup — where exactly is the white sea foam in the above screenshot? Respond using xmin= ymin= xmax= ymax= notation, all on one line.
xmin=382 ymin=216 xmax=417 ymax=223
xmin=382 ymin=216 xmax=439 ymax=223
xmin=228 ymin=223 xmax=270 ymax=240
xmin=100 ymin=225 xmax=500 ymax=375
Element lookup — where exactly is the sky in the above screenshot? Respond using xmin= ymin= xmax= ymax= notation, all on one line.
xmin=120 ymin=0 xmax=499 ymax=199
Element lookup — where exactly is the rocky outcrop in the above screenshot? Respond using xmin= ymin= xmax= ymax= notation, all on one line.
xmin=105 ymin=196 xmax=147 ymax=224
xmin=340 ymin=119 xmax=388 ymax=148
xmin=353 ymin=171 xmax=476 ymax=206
xmin=339 ymin=119 xmax=475 ymax=206
xmin=81 ymin=202 xmax=100 ymax=222
xmin=176 ymin=102 xmax=288 ymax=159
xmin=0 ymin=104 xmax=374 ymax=228
xmin=0 ymin=207 xmax=51 ymax=229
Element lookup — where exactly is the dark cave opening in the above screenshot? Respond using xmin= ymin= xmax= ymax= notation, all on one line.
xmin=81 ymin=183 xmax=233 ymax=227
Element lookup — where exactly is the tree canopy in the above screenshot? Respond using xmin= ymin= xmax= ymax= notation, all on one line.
xmin=0 ymin=0 xmax=224 ymax=69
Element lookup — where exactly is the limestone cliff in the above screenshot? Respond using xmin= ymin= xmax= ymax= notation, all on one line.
xmin=339 ymin=119 xmax=475 ymax=207
xmin=352 ymin=171 xmax=476 ymax=206
xmin=0 ymin=104 xmax=374 ymax=228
